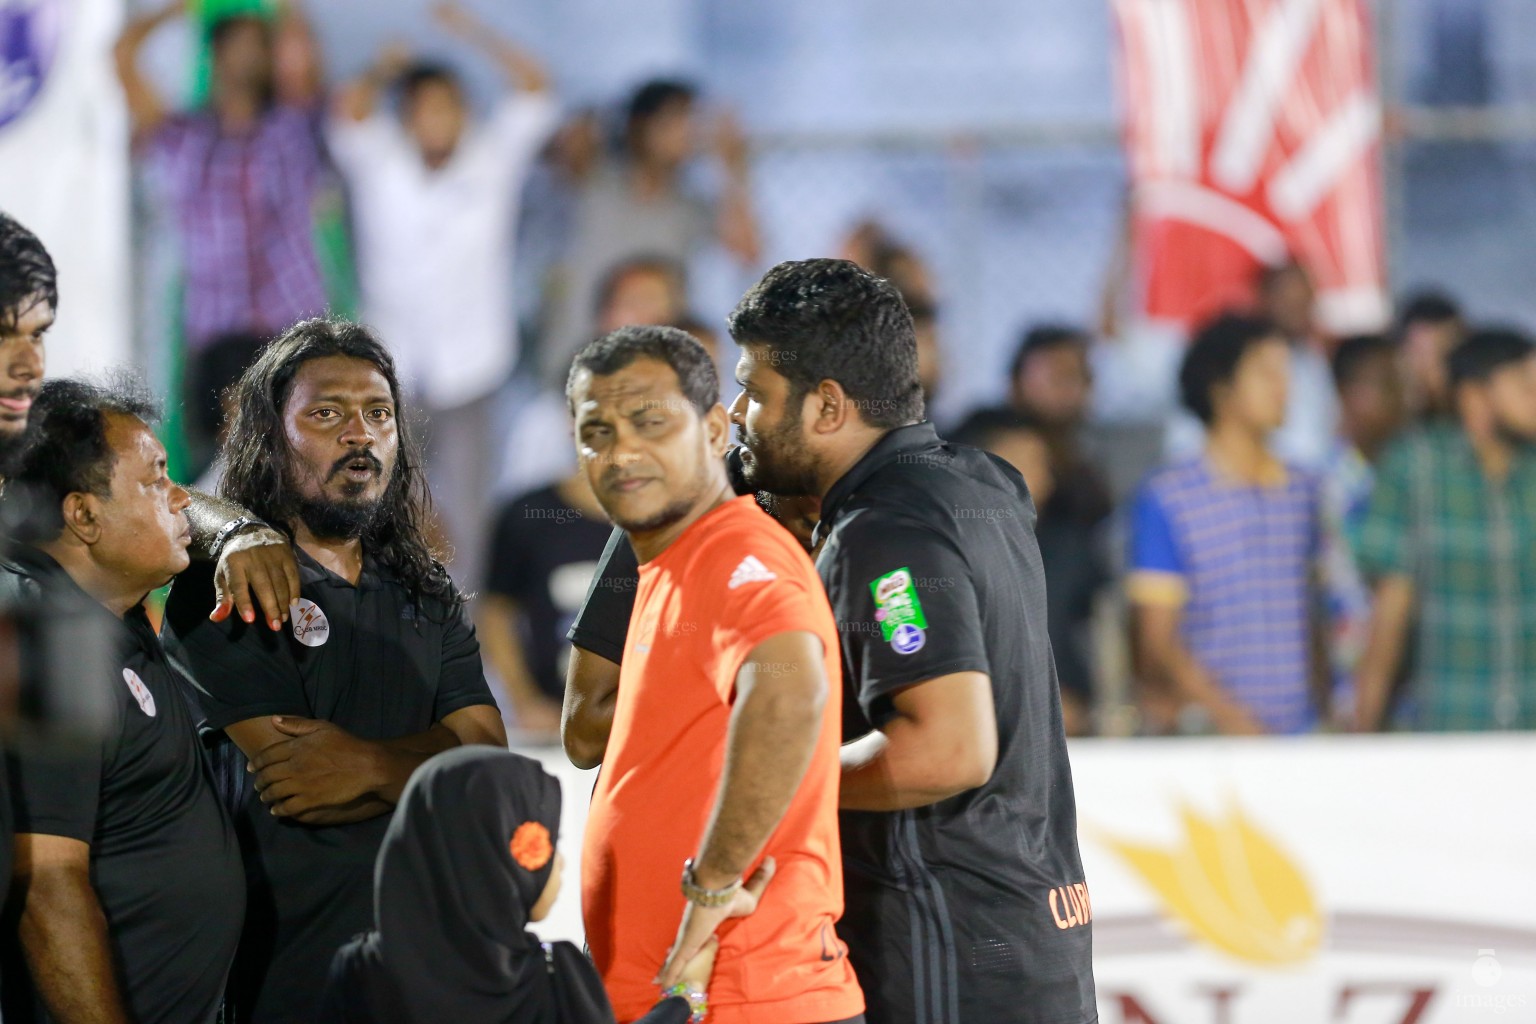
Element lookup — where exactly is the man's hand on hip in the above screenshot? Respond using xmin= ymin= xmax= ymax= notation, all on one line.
xmin=656 ymin=858 xmax=776 ymax=989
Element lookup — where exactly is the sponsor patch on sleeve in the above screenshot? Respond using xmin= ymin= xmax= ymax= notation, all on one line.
xmin=870 ymin=567 xmax=928 ymax=653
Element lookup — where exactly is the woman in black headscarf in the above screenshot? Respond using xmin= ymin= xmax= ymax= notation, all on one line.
xmin=321 ymin=747 xmax=717 ymax=1023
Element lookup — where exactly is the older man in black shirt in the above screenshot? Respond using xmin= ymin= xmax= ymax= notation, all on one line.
xmin=567 ymin=260 xmax=1098 ymax=1024
xmin=162 ymin=319 xmax=505 ymax=1024
xmin=1 ymin=379 xmax=245 ymax=1024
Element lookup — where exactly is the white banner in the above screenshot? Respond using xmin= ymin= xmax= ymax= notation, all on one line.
xmin=1075 ymin=735 xmax=1536 ymax=1024
xmin=0 ymin=0 xmax=129 ymax=376
xmin=529 ymin=735 xmax=1536 ymax=1024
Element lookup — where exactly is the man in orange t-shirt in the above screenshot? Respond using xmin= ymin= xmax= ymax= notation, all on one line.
xmin=567 ymin=325 xmax=865 ymax=1024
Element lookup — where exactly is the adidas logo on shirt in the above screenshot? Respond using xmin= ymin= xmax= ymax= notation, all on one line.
xmin=728 ymin=555 xmax=777 ymax=590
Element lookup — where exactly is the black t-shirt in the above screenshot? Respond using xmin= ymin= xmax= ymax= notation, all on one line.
xmin=484 ymin=485 xmax=613 ymax=701
xmin=161 ymin=550 xmax=496 ymax=1024
xmin=1035 ymin=505 xmax=1111 ymax=703
xmin=0 ymin=546 xmax=245 ymax=1024
xmin=569 ymin=424 xmax=1097 ymax=1024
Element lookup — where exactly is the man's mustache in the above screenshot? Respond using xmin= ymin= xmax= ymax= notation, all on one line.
xmin=328 ymin=450 xmax=384 ymax=480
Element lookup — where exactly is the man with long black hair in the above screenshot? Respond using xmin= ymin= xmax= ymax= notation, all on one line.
xmin=567 ymin=261 xmax=1097 ymax=1024
xmin=162 ymin=318 xmax=506 ymax=1024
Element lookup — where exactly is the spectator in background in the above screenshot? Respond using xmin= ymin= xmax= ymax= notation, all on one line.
xmin=906 ymin=300 xmax=943 ymax=407
xmin=1129 ymin=314 xmax=1325 ymax=736
xmin=479 ymin=462 xmax=611 ymax=740
xmin=115 ymin=2 xmax=327 ymax=351
xmin=328 ymin=1 xmax=557 ymax=588
xmin=1008 ymin=325 xmax=1113 ymax=525
xmin=1319 ymin=335 xmax=1409 ymax=721
xmin=840 ymin=219 xmax=935 ymax=304
xmin=1009 ymin=326 xmax=1092 ymax=432
xmin=539 ymin=79 xmax=761 ymax=385
xmin=843 ymin=221 xmax=943 ymax=404
xmin=1354 ymin=328 xmax=1536 ymax=732
xmin=184 ymin=331 xmax=269 ymax=490
xmin=272 ymin=0 xmax=326 ymax=110
xmin=594 ymin=254 xmax=688 ymax=335
xmin=953 ymin=406 xmax=1108 ymax=736
xmin=1254 ymin=261 xmax=1339 ymax=469
xmin=1395 ymin=290 xmax=1466 ymax=420
xmin=671 ymin=315 xmax=722 ymax=365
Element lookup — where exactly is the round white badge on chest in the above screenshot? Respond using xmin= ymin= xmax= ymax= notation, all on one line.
xmin=291 ymin=598 xmax=331 ymax=647
xmin=123 ymin=668 xmax=156 ymax=717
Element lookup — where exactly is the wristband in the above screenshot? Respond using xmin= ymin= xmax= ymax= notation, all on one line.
xmin=680 ymin=858 xmax=741 ymax=909
xmin=209 ymin=516 xmax=266 ymax=560
xmin=666 ymin=982 xmax=708 ymax=1023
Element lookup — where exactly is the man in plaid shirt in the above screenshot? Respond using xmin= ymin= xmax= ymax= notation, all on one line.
xmin=115 ymin=2 xmax=327 ymax=352
xmin=1354 ymin=328 xmax=1536 ymax=731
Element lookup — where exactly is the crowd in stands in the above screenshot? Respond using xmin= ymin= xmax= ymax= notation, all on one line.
xmin=113 ymin=1 xmax=1536 ymax=741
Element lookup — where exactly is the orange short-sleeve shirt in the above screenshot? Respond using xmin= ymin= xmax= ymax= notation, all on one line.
xmin=582 ymin=497 xmax=864 ymax=1024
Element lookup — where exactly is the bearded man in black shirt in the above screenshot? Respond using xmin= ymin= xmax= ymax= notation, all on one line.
xmin=162 ymin=319 xmax=506 ymax=1024
xmin=2 ymin=378 xmax=245 ymax=1024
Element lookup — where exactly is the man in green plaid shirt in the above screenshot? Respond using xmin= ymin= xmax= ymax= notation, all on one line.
xmin=1354 ymin=328 xmax=1536 ymax=731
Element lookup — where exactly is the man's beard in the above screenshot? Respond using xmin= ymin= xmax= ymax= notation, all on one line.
xmin=606 ymin=457 xmax=716 ymax=535
xmin=0 ymin=428 xmax=28 ymax=477
xmin=287 ymin=449 xmax=395 ymax=540
xmin=610 ymin=495 xmax=696 ymax=535
xmin=294 ymin=493 xmax=386 ymax=540
xmin=739 ymin=412 xmax=819 ymax=498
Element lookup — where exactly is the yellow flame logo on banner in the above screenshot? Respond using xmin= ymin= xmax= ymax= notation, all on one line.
xmin=1098 ymin=802 xmax=1324 ymax=965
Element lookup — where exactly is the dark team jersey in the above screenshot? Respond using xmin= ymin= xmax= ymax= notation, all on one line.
xmin=161 ymin=550 xmax=497 ymax=1024
xmin=484 ymin=485 xmax=613 ymax=701
xmin=569 ymin=424 xmax=1098 ymax=1024
xmin=0 ymin=546 xmax=245 ymax=1024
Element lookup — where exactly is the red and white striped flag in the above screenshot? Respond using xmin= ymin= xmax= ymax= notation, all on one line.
xmin=1113 ymin=0 xmax=1387 ymax=332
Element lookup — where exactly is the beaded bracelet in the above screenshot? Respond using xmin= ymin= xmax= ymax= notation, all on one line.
xmin=665 ymin=982 xmax=708 ymax=1023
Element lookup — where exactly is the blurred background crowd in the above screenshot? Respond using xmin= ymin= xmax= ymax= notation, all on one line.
xmin=19 ymin=0 xmax=1536 ymax=741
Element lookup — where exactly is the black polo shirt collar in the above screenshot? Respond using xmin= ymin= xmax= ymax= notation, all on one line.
xmin=813 ymin=421 xmax=941 ymax=547
xmin=294 ymin=543 xmax=391 ymax=593
xmin=2 ymin=543 xmax=158 ymax=654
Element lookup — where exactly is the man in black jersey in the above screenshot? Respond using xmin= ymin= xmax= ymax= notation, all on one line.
xmin=0 ymin=213 xmax=301 ymax=987
xmin=566 ymin=260 xmax=1097 ymax=1024
xmin=162 ymin=319 xmax=505 ymax=1024
xmin=2 ymin=379 xmax=245 ymax=1024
